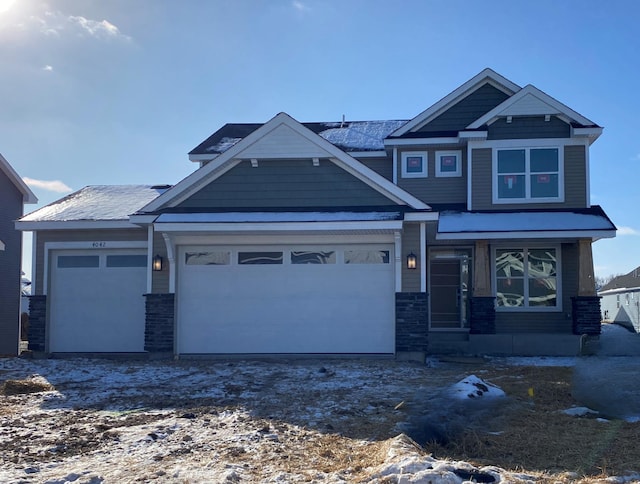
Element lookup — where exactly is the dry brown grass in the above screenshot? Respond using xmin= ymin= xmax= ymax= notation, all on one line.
xmin=424 ymin=366 xmax=640 ymax=482
xmin=1 ymin=377 xmax=54 ymax=396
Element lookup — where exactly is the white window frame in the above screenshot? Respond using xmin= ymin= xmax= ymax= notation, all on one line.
xmin=435 ymin=150 xmax=462 ymax=177
xmin=492 ymin=244 xmax=562 ymax=312
xmin=491 ymin=140 xmax=565 ymax=204
xmin=401 ymin=151 xmax=428 ymax=178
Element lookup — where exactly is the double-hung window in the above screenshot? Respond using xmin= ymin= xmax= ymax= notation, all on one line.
xmin=495 ymin=247 xmax=559 ymax=310
xmin=494 ymin=147 xmax=562 ymax=202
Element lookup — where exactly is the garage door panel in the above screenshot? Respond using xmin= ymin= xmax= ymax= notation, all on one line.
xmin=50 ymin=251 xmax=146 ymax=353
xmin=177 ymin=245 xmax=395 ymax=354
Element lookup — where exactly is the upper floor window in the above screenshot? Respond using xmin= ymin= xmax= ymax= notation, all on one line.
xmin=401 ymin=151 xmax=428 ymax=178
xmin=435 ymin=150 xmax=462 ymax=177
xmin=494 ymin=147 xmax=563 ymax=203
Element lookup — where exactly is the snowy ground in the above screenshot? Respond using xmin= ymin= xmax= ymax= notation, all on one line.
xmin=1 ymin=324 xmax=639 ymax=484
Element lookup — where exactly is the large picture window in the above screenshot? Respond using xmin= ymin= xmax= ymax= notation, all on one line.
xmin=495 ymin=147 xmax=561 ymax=202
xmin=495 ymin=247 xmax=559 ymax=309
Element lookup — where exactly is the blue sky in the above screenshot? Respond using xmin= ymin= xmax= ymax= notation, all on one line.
xmin=1 ymin=0 xmax=639 ymax=279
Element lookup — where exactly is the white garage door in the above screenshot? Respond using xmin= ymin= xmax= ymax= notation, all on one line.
xmin=177 ymin=245 xmax=395 ymax=354
xmin=49 ymin=250 xmax=147 ymax=352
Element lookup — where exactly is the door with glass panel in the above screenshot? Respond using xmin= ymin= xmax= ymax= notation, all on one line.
xmin=429 ymin=249 xmax=472 ymax=330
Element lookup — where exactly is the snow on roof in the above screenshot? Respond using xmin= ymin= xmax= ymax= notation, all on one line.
xmin=206 ymin=137 xmax=243 ymax=152
xmin=155 ymin=211 xmax=402 ymax=223
xmin=318 ymin=120 xmax=408 ymax=151
xmin=20 ymin=185 xmax=168 ymax=222
xmin=438 ymin=210 xmax=615 ymax=234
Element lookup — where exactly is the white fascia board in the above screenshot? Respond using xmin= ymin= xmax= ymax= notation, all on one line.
xmin=129 ymin=214 xmax=159 ymax=225
xmin=436 ymin=229 xmax=616 ymax=240
xmin=145 ymin=112 xmax=429 ymax=211
xmin=403 ymin=212 xmax=439 ymax=222
xmin=572 ymin=126 xmax=603 ymax=143
xmin=188 ymin=153 xmax=218 ymax=162
xmin=458 ymin=131 xmax=488 ymax=140
xmin=347 ymin=150 xmax=387 ymax=157
xmin=467 ymin=85 xmax=598 ymax=129
xmin=390 ymin=69 xmax=521 ymax=137
xmin=0 ymin=153 xmax=38 ymax=204
xmin=155 ymin=220 xmax=404 ymax=233
xmin=384 ymin=137 xmax=460 ymax=147
xmin=15 ymin=220 xmax=138 ymax=231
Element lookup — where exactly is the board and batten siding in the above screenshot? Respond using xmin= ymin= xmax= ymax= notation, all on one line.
xmin=495 ymin=243 xmax=577 ymax=333
xmin=471 ymin=145 xmax=587 ymax=210
xmin=396 ymin=146 xmax=467 ymax=206
xmin=0 ymin=175 xmax=24 ymax=355
xmin=33 ymin=228 xmax=147 ymax=294
xmin=487 ymin=116 xmax=571 ymax=140
xmin=178 ymin=159 xmax=398 ymax=209
xmin=417 ymin=84 xmax=510 ymax=133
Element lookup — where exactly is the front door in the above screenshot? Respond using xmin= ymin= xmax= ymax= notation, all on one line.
xmin=429 ymin=249 xmax=471 ymax=330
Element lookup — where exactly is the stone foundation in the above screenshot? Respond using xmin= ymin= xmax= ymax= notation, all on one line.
xmin=395 ymin=292 xmax=428 ymax=353
xmin=572 ymin=296 xmax=602 ymax=335
xmin=144 ymin=294 xmax=175 ymax=352
xmin=469 ymin=297 xmax=496 ymax=334
xmin=27 ymin=295 xmax=47 ymax=352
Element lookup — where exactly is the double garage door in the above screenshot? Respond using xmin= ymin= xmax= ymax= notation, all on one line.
xmin=177 ymin=244 xmax=395 ymax=354
xmin=49 ymin=250 xmax=147 ymax=352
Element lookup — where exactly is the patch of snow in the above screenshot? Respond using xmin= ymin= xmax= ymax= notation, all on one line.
xmin=447 ymin=375 xmax=506 ymax=400
xmin=155 ymin=211 xmax=401 ymax=223
xmin=562 ymin=406 xmax=599 ymax=417
xmin=206 ymin=137 xmax=242 ymax=152
xmin=20 ymin=185 xmax=166 ymax=222
xmin=319 ymin=120 xmax=408 ymax=151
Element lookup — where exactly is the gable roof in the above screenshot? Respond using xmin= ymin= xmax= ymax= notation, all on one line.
xmin=466 ymin=84 xmax=601 ymax=132
xmin=18 ymin=185 xmax=167 ymax=228
xmin=600 ymin=266 xmax=640 ymax=292
xmin=389 ymin=68 xmax=521 ymax=138
xmin=189 ymin=119 xmax=408 ymax=159
xmin=0 ymin=153 xmax=37 ymax=204
xmin=143 ymin=112 xmax=430 ymax=213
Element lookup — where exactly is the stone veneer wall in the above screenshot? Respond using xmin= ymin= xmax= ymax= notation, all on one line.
xmin=144 ymin=294 xmax=175 ymax=352
xmin=395 ymin=292 xmax=428 ymax=352
xmin=27 ymin=295 xmax=47 ymax=352
xmin=469 ymin=297 xmax=496 ymax=334
xmin=572 ymin=296 xmax=602 ymax=335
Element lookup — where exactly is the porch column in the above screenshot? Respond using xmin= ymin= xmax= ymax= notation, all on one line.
xmin=470 ymin=240 xmax=496 ymax=334
xmin=572 ymin=238 xmax=601 ymax=335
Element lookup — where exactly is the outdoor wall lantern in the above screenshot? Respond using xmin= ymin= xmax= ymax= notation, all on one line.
xmin=407 ymin=252 xmax=417 ymax=270
xmin=152 ymin=254 xmax=163 ymax=272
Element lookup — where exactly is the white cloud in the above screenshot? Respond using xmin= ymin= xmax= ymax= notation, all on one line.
xmin=292 ymin=1 xmax=310 ymax=12
xmin=42 ymin=65 xmax=53 ymax=71
xmin=23 ymin=177 xmax=72 ymax=193
xmin=68 ymin=15 xmax=130 ymax=41
xmin=617 ymin=226 xmax=640 ymax=236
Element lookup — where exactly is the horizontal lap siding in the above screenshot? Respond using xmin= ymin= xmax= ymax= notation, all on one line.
xmin=34 ymin=229 xmax=147 ymax=294
xmin=360 ymin=157 xmax=393 ymax=181
xmin=495 ymin=243 xmax=577 ymax=333
xmin=178 ymin=160 xmax=397 ymax=208
xmin=396 ymin=146 xmax=467 ymax=205
xmin=488 ymin=116 xmax=570 ymax=139
xmin=417 ymin=84 xmax=510 ymax=133
xmin=471 ymin=146 xmax=587 ymax=210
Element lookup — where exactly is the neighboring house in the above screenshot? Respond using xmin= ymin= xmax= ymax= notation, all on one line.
xmin=599 ymin=267 xmax=640 ymax=332
xmin=0 ymin=153 xmax=37 ymax=356
xmin=16 ymin=68 xmax=616 ymax=358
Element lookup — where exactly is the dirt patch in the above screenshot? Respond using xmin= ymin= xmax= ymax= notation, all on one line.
xmin=1 ymin=377 xmax=54 ymax=395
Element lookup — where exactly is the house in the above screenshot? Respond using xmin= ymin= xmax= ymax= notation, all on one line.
xmin=0 ymin=153 xmax=37 ymax=356
xmin=16 ymin=68 xmax=616 ymax=358
xmin=599 ymin=267 xmax=640 ymax=332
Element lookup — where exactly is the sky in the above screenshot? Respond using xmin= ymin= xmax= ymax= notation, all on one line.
xmin=1 ymin=0 xmax=639 ymax=280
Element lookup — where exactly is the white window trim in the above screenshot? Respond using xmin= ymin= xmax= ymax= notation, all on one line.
xmin=401 ymin=151 xmax=428 ymax=178
xmin=435 ymin=150 xmax=462 ymax=177
xmin=491 ymin=141 xmax=565 ymax=204
xmin=492 ymin=244 xmax=562 ymax=312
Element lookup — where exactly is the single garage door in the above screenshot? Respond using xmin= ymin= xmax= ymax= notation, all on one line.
xmin=177 ymin=245 xmax=395 ymax=354
xmin=49 ymin=250 xmax=147 ymax=352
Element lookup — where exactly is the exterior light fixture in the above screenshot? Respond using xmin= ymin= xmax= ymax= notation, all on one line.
xmin=407 ymin=252 xmax=417 ymax=270
xmin=152 ymin=254 xmax=163 ymax=272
